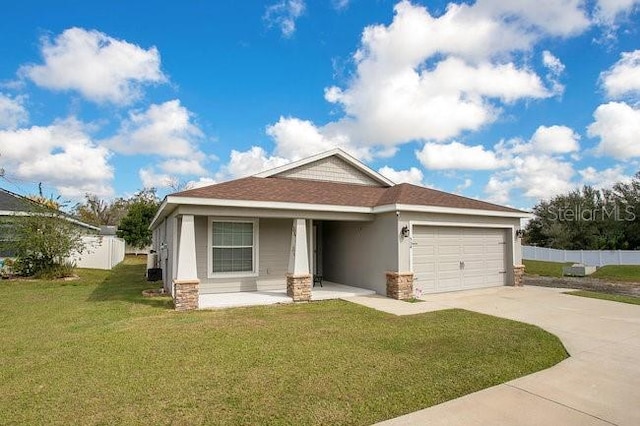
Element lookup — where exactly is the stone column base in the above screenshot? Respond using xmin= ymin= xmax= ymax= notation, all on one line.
xmin=386 ymin=271 xmax=414 ymax=300
xmin=513 ymin=265 xmax=525 ymax=287
xmin=287 ymin=274 xmax=311 ymax=302
xmin=173 ymin=279 xmax=200 ymax=311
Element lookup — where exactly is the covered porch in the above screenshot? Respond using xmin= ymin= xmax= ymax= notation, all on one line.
xmin=171 ymin=212 xmax=382 ymax=310
xmin=198 ymin=280 xmax=376 ymax=309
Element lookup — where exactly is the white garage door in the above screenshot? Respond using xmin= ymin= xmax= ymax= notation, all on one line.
xmin=412 ymin=226 xmax=507 ymax=294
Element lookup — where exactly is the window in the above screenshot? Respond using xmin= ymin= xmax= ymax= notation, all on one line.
xmin=210 ymin=220 xmax=257 ymax=275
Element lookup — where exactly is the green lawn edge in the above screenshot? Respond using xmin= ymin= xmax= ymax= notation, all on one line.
xmin=1 ymin=256 xmax=568 ymax=425
xmin=524 ymin=259 xmax=640 ymax=282
xmin=565 ymin=290 xmax=640 ymax=305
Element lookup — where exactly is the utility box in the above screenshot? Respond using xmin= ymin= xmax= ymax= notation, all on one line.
xmin=147 ymin=268 xmax=162 ymax=282
xmin=562 ymin=264 xmax=596 ymax=277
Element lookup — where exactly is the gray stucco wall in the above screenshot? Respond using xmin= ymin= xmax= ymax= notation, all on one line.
xmin=195 ymin=216 xmax=292 ymax=294
xmin=322 ymin=212 xmax=399 ymax=295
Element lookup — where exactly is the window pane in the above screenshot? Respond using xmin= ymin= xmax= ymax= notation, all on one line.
xmin=212 ymin=221 xmax=255 ymax=273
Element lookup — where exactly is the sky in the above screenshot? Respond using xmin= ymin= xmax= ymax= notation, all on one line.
xmin=0 ymin=0 xmax=639 ymax=210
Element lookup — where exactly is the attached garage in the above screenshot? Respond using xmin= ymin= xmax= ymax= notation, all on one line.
xmin=412 ymin=226 xmax=508 ymax=294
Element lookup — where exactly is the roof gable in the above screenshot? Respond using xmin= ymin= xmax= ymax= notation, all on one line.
xmin=254 ymin=148 xmax=393 ymax=187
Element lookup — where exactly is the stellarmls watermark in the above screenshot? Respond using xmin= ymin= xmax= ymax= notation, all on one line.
xmin=547 ymin=205 xmax=636 ymax=222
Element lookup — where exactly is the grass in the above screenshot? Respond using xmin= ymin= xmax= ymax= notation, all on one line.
xmin=566 ymin=290 xmax=640 ymax=305
xmin=523 ymin=259 xmax=571 ymax=277
xmin=1 ymin=256 xmax=567 ymax=425
xmin=524 ymin=259 xmax=640 ymax=282
xmin=591 ymin=265 xmax=640 ymax=282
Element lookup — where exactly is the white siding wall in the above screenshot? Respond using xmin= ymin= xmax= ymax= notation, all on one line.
xmin=274 ymin=156 xmax=383 ymax=186
xmin=322 ymin=212 xmax=398 ymax=295
xmin=197 ymin=217 xmax=292 ymax=294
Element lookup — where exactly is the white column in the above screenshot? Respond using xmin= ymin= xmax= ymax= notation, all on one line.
xmin=176 ymin=215 xmax=198 ymax=281
xmin=288 ymin=218 xmax=309 ymax=275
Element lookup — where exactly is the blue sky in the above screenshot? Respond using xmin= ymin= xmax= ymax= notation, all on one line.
xmin=1 ymin=0 xmax=639 ymax=209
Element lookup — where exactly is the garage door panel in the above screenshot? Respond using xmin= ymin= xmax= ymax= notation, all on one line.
xmin=412 ymin=226 xmax=507 ymax=294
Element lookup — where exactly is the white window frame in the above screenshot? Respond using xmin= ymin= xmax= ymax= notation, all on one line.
xmin=207 ymin=218 xmax=259 ymax=278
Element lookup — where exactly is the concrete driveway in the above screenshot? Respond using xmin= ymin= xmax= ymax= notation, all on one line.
xmin=356 ymin=286 xmax=640 ymax=425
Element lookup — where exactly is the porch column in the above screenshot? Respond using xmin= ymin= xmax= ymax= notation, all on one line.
xmin=513 ymin=265 xmax=525 ymax=287
xmin=386 ymin=272 xmax=414 ymax=300
xmin=173 ymin=215 xmax=200 ymax=311
xmin=287 ymin=218 xmax=311 ymax=302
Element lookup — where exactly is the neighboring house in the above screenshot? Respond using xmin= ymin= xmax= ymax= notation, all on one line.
xmin=150 ymin=149 xmax=530 ymax=310
xmin=0 ymin=187 xmax=99 ymax=257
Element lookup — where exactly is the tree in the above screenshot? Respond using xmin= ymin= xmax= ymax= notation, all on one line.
xmin=74 ymin=194 xmax=128 ymax=226
xmin=525 ymin=180 xmax=638 ymax=250
xmin=27 ymin=183 xmax=68 ymax=211
xmin=116 ymin=189 xmax=160 ymax=249
xmin=9 ymin=213 xmax=86 ymax=278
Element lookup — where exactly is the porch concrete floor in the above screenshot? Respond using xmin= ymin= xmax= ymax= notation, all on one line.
xmin=198 ymin=281 xmax=376 ymax=309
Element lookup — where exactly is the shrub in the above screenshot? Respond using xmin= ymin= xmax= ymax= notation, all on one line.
xmin=10 ymin=213 xmax=86 ymax=278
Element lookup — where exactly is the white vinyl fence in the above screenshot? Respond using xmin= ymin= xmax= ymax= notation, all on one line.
xmin=523 ymin=245 xmax=640 ymax=266
xmin=71 ymin=235 xmax=126 ymax=270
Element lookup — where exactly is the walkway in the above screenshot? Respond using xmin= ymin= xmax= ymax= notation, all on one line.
xmin=199 ymin=281 xmax=375 ymax=309
xmin=347 ymin=286 xmax=640 ymax=426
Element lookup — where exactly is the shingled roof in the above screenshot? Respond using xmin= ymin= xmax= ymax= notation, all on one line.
xmin=0 ymin=188 xmax=45 ymax=213
xmin=173 ymin=176 xmax=524 ymax=214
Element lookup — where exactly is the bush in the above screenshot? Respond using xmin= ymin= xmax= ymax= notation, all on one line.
xmin=10 ymin=213 xmax=86 ymax=278
xmin=34 ymin=261 xmax=76 ymax=280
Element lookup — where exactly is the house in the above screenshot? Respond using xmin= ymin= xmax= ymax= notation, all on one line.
xmin=150 ymin=149 xmax=529 ymax=310
xmin=0 ymin=187 xmax=100 ymax=258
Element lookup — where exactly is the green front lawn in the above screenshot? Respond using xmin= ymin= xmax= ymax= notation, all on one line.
xmin=1 ymin=257 xmax=567 ymax=425
xmin=566 ymin=290 xmax=640 ymax=305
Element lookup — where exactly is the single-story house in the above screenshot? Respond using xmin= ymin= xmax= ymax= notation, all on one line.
xmin=150 ymin=148 xmax=529 ymax=310
xmin=0 ymin=187 xmax=100 ymax=258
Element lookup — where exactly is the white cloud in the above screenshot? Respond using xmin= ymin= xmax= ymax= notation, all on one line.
xmin=476 ymin=0 xmax=590 ymax=37
xmin=105 ymin=100 xmax=204 ymax=158
xmin=332 ymin=0 xmax=350 ymax=11
xmin=215 ymin=146 xmax=289 ymax=181
xmin=530 ymin=125 xmax=580 ymax=154
xmin=455 ymin=178 xmax=473 ymax=193
xmin=600 ymin=50 xmax=640 ymax=99
xmin=579 ymin=165 xmax=631 ymax=188
xmin=542 ymin=50 xmax=565 ymax=75
xmin=377 ymin=166 xmax=424 ymax=185
xmin=186 ymin=177 xmax=217 ymax=189
xmin=542 ymin=50 xmax=566 ymax=94
xmin=484 ymin=153 xmax=575 ymax=204
xmin=20 ymin=27 xmax=166 ymax=105
xmin=264 ymin=0 xmax=305 ymax=38
xmin=0 ymin=118 xmax=113 ymax=197
xmin=266 ymin=116 xmax=369 ymax=160
xmin=588 ymin=101 xmax=640 ymax=159
xmin=158 ymin=158 xmax=208 ymax=176
xmin=595 ymin=0 xmax=640 ymax=24
xmin=0 ymin=93 xmax=28 ymax=130
xmin=416 ymin=141 xmax=503 ymax=170
xmin=482 ymin=123 xmax=582 ymax=204
xmin=318 ymin=0 xmax=564 ymax=148
xmin=139 ymin=168 xmax=173 ymax=189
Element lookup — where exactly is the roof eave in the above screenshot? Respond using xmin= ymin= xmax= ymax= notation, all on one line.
xmin=374 ymin=203 xmax=532 ymax=219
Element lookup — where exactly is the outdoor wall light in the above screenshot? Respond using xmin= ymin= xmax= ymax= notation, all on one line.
xmin=515 ymin=229 xmax=526 ymax=239
xmin=401 ymin=226 xmax=410 ymax=238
